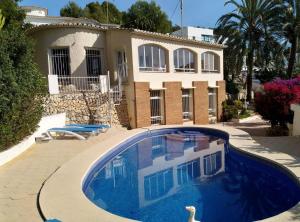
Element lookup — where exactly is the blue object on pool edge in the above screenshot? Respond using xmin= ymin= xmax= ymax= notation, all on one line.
xmin=83 ymin=127 xmax=300 ymax=222
xmin=45 ymin=219 xmax=61 ymax=222
xmin=66 ymin=124 xmax=110 ymax=129
xmin=49 ymin=127 xmax=99 ymax=133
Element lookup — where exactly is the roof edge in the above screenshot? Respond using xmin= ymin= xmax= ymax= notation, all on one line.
xmin=129 ymin=29 xmax=226 ymax=49
xmin=26 ymin=23 xmax=226 ymax=49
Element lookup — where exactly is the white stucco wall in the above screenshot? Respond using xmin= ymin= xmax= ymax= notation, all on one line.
xmin=30 ymin=27 xmax=106 ymax=77
xmin=291 ymin=104 xmax=300 ymax=136
xmin=131 ymin=35 xmax=224 ymax=89
xmin=25 ymin=17 xmax=62 ymax=26
xmin=172 ymin=26 xmax=215 ymax=42
xmin=26 ymin=9 xmax=47 ymax=17
xmin=0 ymin=113 xmax=66 ymax=166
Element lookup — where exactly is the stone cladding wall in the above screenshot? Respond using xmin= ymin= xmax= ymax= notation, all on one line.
xmin=43 ymin=92 xmax=129 ymax=126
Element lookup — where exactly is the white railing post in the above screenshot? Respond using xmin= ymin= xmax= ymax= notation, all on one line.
xmin=48 ymin=74 xmax=59 ymax=94
xmin=99 ymin=75 xmax=108 ymax=93
xmin=107 ymin=71 xmax=112 ymax=127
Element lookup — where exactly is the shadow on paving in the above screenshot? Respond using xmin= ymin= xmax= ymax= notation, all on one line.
xmin=253 ymin=137 xmax=300 ymax=159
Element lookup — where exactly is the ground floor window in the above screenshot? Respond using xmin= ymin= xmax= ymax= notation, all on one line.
xmin=182 ymin=89 xmax=193 ymax=121
xmin=49 ymin=48 xmax=70 ymax=76
xmin=208 ymin=88 xmax=217 ymax=116
xmin=150 ymin=90 xmax=164 ymax=125
xmin=86 ymin=48 xmax=102 ymax=76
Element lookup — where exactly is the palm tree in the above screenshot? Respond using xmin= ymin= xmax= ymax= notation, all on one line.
xmin=215 ymin=28 xmax=246 ymax=97
xmin=216 ymin=0 xmax=283 ymax=101
xmin=283 ymin=0 xmax=300 ymax=78
xmin=254 ymin=33 xmax=287 ymax=82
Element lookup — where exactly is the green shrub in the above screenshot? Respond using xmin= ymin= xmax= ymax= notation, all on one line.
xmin=234 ymin=100 xmax=243 ymax=110
xmin=222 ymin=100 xmax=238 ymax=121
xmin=239 ymin=108 xmax=251 ymax=119
xmin=221 ymin=99 xmax=249 ymax=121
xmin=0 ymin=26 xmax=46 ymax=151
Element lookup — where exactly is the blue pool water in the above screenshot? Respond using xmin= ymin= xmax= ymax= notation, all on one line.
xmin=83 ymin=128 xmax=300 ymax=222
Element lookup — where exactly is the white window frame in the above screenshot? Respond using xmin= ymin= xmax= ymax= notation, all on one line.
xmin=116 ymin=51 xmax=128 ymax=82
xmin=144 ymin=168 xmax=173 ymax=200
xmin=182 ymin=89 xmax=193 ymax=121
xmin=174 ymin=48 xmax=196 ymax=73
xmin=150 ymin=90 xmax=164 ymax=125
xmin=177 ymin=158 xmax=200 ymax=185
xmin=204 ymin=151 xmax=222 ymax=176
xmin=202 ymin=52 xmax=220 ymax=73
xmin=208 ymin=88 xmax=217 ymax=116
xmin=138 ymin=45 xmax=167 ymax=72
xmin=201 ymin=34 xmax=215 ymax=43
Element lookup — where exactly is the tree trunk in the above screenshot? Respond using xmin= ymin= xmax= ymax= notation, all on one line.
xmin=287 ymin=36 xmax=297 ymax=79
xmin=246 ymin=48 xmax=254 ymax=101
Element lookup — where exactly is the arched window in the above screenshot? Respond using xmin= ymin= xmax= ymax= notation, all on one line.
xmin=201 ymin=52 xmax=220 ymax=73
xmin=138 ymin=44 xmax=167 ymax=72
xmin=174 ymin=48 xmax=195 ymax=72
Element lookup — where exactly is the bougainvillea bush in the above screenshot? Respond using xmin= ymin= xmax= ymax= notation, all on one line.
xmin=255 ymin=76 xmax=300 ymax=128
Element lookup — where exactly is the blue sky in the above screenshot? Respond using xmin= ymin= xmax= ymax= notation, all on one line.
xmin=19 ymin=0 xmax=235 ymax=28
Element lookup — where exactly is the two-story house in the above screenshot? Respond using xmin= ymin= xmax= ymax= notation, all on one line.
xmin=25 ymin=7 xmax=226 ymax=129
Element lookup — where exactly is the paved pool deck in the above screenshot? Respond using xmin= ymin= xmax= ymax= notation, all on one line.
xmin=0 ymin=126 xmax=128 ymax=222
xmin=0 ymin=123 xmax=300 ymax=222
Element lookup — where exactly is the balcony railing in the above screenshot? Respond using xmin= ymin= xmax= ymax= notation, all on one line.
xmin=48 ymin=74 xmax=122 ymax=104
xmin=55 ymin=76 xmax=109 ymax=94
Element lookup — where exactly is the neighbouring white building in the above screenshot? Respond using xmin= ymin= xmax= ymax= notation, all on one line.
xmin=171 ymin=26 xmax=216 ymax=43
xmin=21 ymin=5 xmax=119 ymax=28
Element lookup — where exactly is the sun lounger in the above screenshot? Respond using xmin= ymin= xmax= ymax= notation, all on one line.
xmin=46 ymin=127 xmax=100 ymax=140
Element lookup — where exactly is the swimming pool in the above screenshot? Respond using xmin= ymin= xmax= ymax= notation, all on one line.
xmin=83 ymin=128 xmax=300 ymax=222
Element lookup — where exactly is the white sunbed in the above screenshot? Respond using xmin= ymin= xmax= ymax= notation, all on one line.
xmin=46 ymin=127 xmax=101 ymax=140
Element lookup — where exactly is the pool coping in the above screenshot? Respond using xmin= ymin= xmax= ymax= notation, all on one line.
xmin=39 ymin=125 xmax=300 ymax=222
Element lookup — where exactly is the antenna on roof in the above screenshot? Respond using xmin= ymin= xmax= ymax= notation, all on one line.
xmin=180 ymin=0 xmax=183 ymax=37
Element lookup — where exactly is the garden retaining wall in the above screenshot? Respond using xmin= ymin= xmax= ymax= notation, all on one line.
xmin=43 ymin=92 xmax=129 ymax=127
xmin=0 ymin=113 xmax=66 ymax=166
xmin=291 ymin=104 xmax=300 ymax=136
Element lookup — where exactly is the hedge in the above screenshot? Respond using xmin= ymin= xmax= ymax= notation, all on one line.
xmin=0 ymin=26 xmax=46 ymax=151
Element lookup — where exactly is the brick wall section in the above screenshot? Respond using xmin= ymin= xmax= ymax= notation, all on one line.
xmin=193 ymin=81 xmax=209 ymax=124
xmin=134 ymin=82 xmax=151 ymax=128
xmin=217 ymin=80 xmax=226 ymax=121
xmin=163 ymin=82 xmax=183 ymax=125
